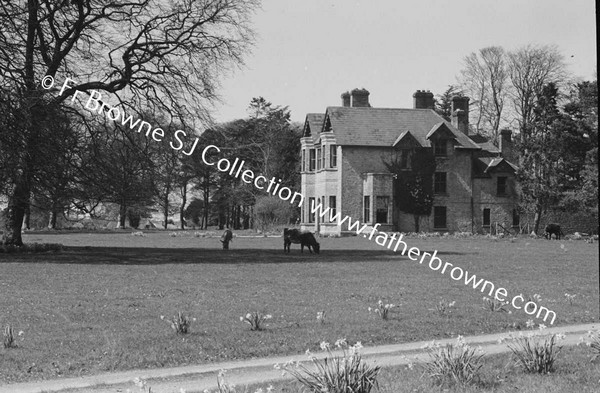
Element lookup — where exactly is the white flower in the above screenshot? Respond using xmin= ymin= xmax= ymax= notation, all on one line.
xmin=18 ymin=331 xmax=24 ymax=336
xmin=320 ymin=341 xmax=330 ymax=350
xmin=367 ymin=307 xmax=372 ymax=312
xmin=273 ymin=363 xmax=280 ymax=370
xmin=538 ymin=324 xmax=547 ymax=331
xmin=556 ymin=333 xmax=566 ymax=341
xmin=267 ymin=385 xmax=274 ymax=392
xmin=160 ymin=315 xmax=165 ymax=320
xmin=239 ymin=316 xmax=244 ymax=322
xmin=246 ymin=313 xmax=252 ymax=319
xmin=335 ymin=338 xmax=347 ymax=348
xmin=449 ymin=301 xmax=456 ymax=307
xmin=265 ymin=314 xmax=272 ymax=320
xmin=180 ymin=389 xmax=187 ymax=393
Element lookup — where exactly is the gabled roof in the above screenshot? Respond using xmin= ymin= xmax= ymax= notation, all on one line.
xmin=393 ymin=130 xmax=421 ymax=148
xmin=321 ymin=107 xmax=480 ymax=149
xmin=303 ymin=113 xmax=325 ymax=137
xmin=475 ymin=157 xmax=518 ymax=176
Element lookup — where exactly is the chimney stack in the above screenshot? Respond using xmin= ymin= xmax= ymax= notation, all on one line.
xmin=500 ymin=129 xmax=513 ymax=161
xmin=341 ymin=91 xmax=351 ymax=107
xmin=413 ymin=90 xmax=434 ymax=109
xmin=451 ymin=96 xmax=470 ymax=135
xmin=350 ymin=88 xmax=370 ymax=107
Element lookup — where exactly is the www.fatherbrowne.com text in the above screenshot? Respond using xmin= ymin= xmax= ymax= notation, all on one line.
xmin=42 ymin=75 xmax=558 ymax=325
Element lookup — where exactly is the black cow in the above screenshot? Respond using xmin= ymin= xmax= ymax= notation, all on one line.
xmin=544 ymin=223 xmax=564 ymax=240
xmin=283 ymin=228 xmax=320 ymax=254
xmin=220 ymin=229 xmax=233 ymax=249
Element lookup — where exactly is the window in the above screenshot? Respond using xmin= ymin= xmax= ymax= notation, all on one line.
xmin=376 ymin=196 xmax=389 ymax=224
xmin=433 ymin=206 xmax=447 ymax=229
xmin=434 ymin=139 xmax=447 ymax=156
xmin=330 ymin=145 xmax=337 ymax=168
xmin=497 ymin=176 xmax=507 ymax=196
xmin=329 ymin=196 xmax=336 ymax=222
xmin=309 ymin=149 xmax=316 ymax=171
xmin=316 ymin=148 xmax=322 ymax=170
xmin=399 ymin=150 xmax=411 ymax=169
xmin=483 ymin=208 xmax=491 ymax=227
xmin=512 ymin=209 xmax=520 ymax=227
xmin=308 ymin=198 xmax=315 ymax=223
xmin=363 ymin=196 xmax=371 ymax=223
xmin=321 ymin=147 xmax=326 ymax=169
xmin=434 ymin=172 xmax=447 ymax=194
xmin=301 ymin=150 xmax=305 ymax=172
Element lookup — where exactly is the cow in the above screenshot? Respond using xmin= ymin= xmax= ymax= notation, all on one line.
xmin=283 ymin=228 xmax=320 ymax=254
xmin=220 ymin=229 xmax=233 ymax=249
xmin=544 ymin=223 xmax=564 ymax=240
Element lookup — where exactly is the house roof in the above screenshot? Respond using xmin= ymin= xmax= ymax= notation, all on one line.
xmin=475 ymin=157 xmax=518 ymax=176
xmin=469 ymin=133 xmax=501 ymax=154
xmin=320 ymin=107 xmax=480 ymax=149
xmin=303 ymin=113 xmax=325 ymax=137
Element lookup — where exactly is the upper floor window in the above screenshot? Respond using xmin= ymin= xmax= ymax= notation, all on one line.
xmin=316 ymin=148 xmax=322 ymax=170
xmin=434 ymin=172 xmax=447 ymax=194
xmin=497 ymin=176 xmax=507 ymax=196
xmin=434 ymin=139 xmax=447 ymax=157
xmin=399 ymin=150 xmax=412 ymax=169
xmin=330 ymin=145 xmax=337 ymax=168
xmin=309 ymin=149 xmax=316 ymax=171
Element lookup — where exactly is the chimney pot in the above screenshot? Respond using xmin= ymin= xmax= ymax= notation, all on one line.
xmin=451 ymin=96 xmax=470 ymax=135
xmin=350 ymin=88 xmax=370 ymax=107
xmin=413 ymin=90 xmax=434 ymax=109
xmin=500 ymin=128 xmax=514 ymax=161
xmin=341 ymin=91 xmax=351 ymax=107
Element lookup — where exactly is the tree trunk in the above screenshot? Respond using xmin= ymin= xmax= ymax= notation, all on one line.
xmin=119 ymin=203 xmax=127 ymax=228
xmin=414 ymin=215 xmax=420 ymax=233
xmin=533 ymin=204 xmax=543 ymax=235
xmin=2 ymin=179 xmax=30 ymax=246
xmin=48 ymin=210 xmax=58 ymax=229
xmin=163 ymin=184 xmax=170 ymax=230
xmin=179 ymin=181 xmax=188 ymax=230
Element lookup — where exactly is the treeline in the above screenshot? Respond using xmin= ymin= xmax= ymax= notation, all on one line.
xmin=0 ymin=96 xmax=301 ymax=232
xmin=449 ymin=44 xmax=598 ymax=233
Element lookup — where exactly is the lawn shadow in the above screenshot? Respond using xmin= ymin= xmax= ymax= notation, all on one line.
xmin=0 ymin=246 xmax=473 ymax=265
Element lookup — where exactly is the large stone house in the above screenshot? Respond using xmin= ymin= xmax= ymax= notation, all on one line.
xmin=299 ymin=88 xmax=519 ymax=235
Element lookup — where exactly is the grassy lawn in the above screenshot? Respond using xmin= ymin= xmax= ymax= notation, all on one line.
xmin=0 ymin=231 xmax=598 ymax=384
xmin=255 ymin=346 xmax=600 ymax=393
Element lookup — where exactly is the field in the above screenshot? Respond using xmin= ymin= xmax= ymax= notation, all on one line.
xmin=0 ymin=231 xmax=598 ymax=384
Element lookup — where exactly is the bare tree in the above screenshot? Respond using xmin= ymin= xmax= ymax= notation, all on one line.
xmin=458 ymin=46 xmax=508 ymax=143
xmin=507 ymin=44 xmax=568 ymax=143
xmin=0 ymin=0 xmax=258 ymax=245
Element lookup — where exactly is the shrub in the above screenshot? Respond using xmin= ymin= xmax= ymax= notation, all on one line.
xmin=160 ymin=312 xmax=192 ymax=334
xmin=240 ymin=312 xmax=272 ymax=331
xmin=3 ymin=325 xmax=15 ymax=348
xmin=503 ymin=326 xmax=564 ymax=373
xmin=278 ymin=339 xmax=380 ymax=393
xmin=422 ymin=336 xmax=484 ymax=387
xmin=368 ymin=300 xmax=395 ymax=320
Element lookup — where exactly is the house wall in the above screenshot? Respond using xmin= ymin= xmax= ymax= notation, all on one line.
xmin=472 ymin=171 xmax=519 ymax=234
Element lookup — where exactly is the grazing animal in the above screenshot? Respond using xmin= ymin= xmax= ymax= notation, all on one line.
xmin=220 ymin=229 xmax=233 ymax=249
xmin=544 ymin=223 xmax=564 ymax=240
xmin=283 ymin=228 xmax=320 ymax=253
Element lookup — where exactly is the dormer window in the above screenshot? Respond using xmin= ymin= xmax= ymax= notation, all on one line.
xmin=434 ymin=140 xmax=447 ymax=157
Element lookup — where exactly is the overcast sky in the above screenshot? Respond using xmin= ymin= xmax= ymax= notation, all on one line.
xmin=213 ymin=0 xmax=597 ymax=124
